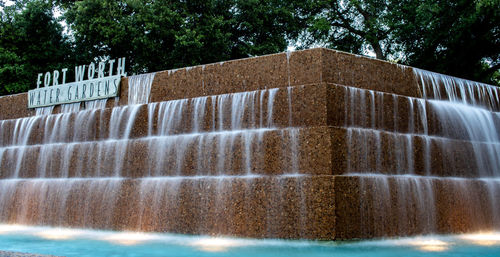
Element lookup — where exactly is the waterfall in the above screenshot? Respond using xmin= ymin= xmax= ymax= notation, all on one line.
xmin=357 ymin=174 xmax=436 ymax=236
xmin=35 ymin=106 xmax=54 ymax=116
xmin=85 ymin=99 xmax=108 ymax=110
xmin=340 ymin=67 xmax=500 ymax=235
xmin=128 ymin=73 xmax=156 ymax=105
xmin=0 ymin=81 xmax=301 ymax=233
xmin=343 ymin=72 xmax=500 ymax=177
xmin=414 ymin=68 xmax=499 ymax=110
xmin=0 ymin=87 xmax=299 ymax=179
xmin=415 ymin=69 xmax=500 ymax=177
xmin=6 ymin=50 xmax=496 ymax=239
xmin=60 ymin=103 xmax=81 ymax=113
xmin=0 ymin=178 xmax=123 ymax=228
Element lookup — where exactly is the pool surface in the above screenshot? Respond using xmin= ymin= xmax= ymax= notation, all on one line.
xmin=0 ymin=225 xmax=500 ymax=257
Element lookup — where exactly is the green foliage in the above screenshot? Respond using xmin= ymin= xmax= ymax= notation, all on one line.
xmin=391 ymin=0 xmax=500 ymax=85
xmin=302 ymin=0 xmax=396 ymax=59
xmin=0 ymin=0 xmax=498 ymax=96
xmin=62 ymin=0 xmax=307 ymax=74
xmin=0 ymin=0 xmax=307 ymax=95
xmin=304 ymin=0 xmax=500 ymax=85
xmin=0 ymin=0 xmax=74 ymax=95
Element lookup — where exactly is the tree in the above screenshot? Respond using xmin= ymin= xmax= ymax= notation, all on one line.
xmin=0 ymin=0 xmax=74 ymax=95
xmin=2 ymin=0 xmax=498 ymax=96
xmin=61 ymin=0 xmax=309 ymax=74
xmin=304 ymin=0 xmax=500 ymax=85
xmin=391 ymin=0 xmax=500 ymax=84
xmin=302 ymin=0 xmax=397 ymax=59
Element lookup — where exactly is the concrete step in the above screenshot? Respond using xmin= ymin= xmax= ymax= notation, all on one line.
xmin=0 ymin=84 xmax=329 ymax=147
xmin=335 ymin=175 xmax=500 ymax=239
xmin=2 ymin=83 xmax=499 ymax=148
xmin=0 ymin=127 xmax=332 ymax=179
xmin=0 ymin=175 xmax=336 ymax=240
xmin=332 ymin=127 xmax=500 ymax=178
xmin=0 ymin=48 xmax=422 ymax=121
xmin=3 ymin=124 xmax=498 ymax=179
xmin=1 ymin=174 xmax=498 ymax=240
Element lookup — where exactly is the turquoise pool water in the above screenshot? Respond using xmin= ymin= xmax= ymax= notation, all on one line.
xmin=0 ymin=225 xmax=499 ymax=257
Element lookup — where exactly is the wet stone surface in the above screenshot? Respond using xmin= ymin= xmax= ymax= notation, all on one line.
xmin=0 ymin=48 xmax=499 ymax=241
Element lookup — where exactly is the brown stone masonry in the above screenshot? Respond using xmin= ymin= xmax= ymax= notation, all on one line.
xmin=0 ymin=48 xmax=499 ymax=240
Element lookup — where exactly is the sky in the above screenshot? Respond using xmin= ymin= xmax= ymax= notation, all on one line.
xmin=4 ymin=0 xmax=14 ymax=7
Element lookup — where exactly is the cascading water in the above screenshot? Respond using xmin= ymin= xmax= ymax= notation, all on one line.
xmin=344 ymin=67 xmax=500 ymax=235
xmin=0 ymin=70 xmax=302 ymax=235
xmin=415 ymin=69 xmax=500 ymax=110
xmin=415 ymin=69 xmax=500 ymax=178
xmin=1 ymin=49 xmax=500 ymax=244
xmin=128 ymin=73 xmax=156 ymax=105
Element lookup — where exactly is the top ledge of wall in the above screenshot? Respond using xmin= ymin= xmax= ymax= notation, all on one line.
xmin=0 ymin=48 xmax=491 ymax=121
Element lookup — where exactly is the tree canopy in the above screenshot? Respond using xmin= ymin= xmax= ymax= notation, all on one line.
xmin=392 ymin=0 xmax=500 ymax=84
xmin=62 ymin=0 xmax=310 ymax=73
xmin=0 ymin=0 xmax=498 ymax=95
xmin=304 ymin=0 xmax=500 ymax=84
xmin=0 ymin=0 xmax=74 ymax=95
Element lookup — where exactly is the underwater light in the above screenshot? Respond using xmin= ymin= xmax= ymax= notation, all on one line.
xmin=189 ymin=238 xmax=248 ymax=252
xmin=0 ymin=224 xmax=28 ymax=234
xmin=460 ymin=232 xmax=500 ymax=246
xmin=36 ymin=228 xmax=83 ymax=240
xmin=407 ymin=239 xmax=450 ymax=252
xmin=102 ymin=232 xmax=160 ymax=245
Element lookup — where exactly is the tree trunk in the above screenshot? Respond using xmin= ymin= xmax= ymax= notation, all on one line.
xmin=372 ymin=41 xmax=385 ymax=60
